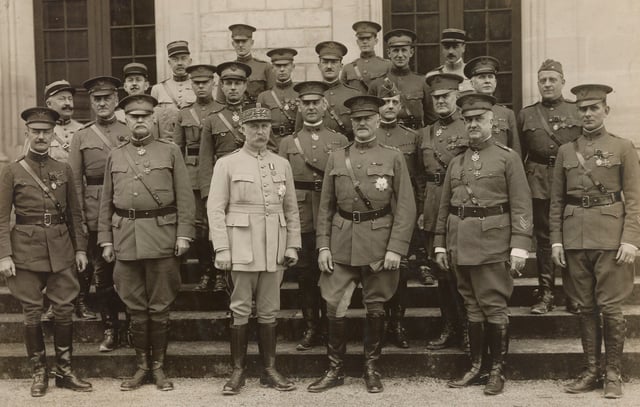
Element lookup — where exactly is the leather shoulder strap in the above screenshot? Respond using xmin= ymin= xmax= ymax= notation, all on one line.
xmin=573 ymin=140 xmax=608 ymax=193
xmin=293 ymin=133 xmax=325 ymax=175
xmin=216 ymin=112 xmax=245 ymax=147
xmin=534 ymin=103 xmax=563 ymax=146
xmin=18 ymin=159 xmax=62 ymax=212
xmin=270 ymin=90 xmax=293 ymax=122
xmin=121 ymin=148 xmax=164 ymax=207
xmin=344 ymin=146 xmax=374 ymax=210
xmin=162 ymin=81 xmax=180 ymax=106
xmin=90 ymin=124 xmax=114 ymax=150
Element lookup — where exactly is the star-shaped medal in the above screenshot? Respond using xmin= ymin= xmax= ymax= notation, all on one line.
xmin=471 ymin=151 xmax=480 ymax=161
xmin=311 ymin=133 xmax=319 ymax=141
xmin=137 ymin=147 xmax=146 ymax=156
xmin=232 ymin=112 xmax=240 ymax=122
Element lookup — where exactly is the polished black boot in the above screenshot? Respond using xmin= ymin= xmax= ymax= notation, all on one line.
xmin=565 ymin=313 xmax=601 ymax=393
xmin=363 ymin=314 xmax=385 ymax=393
xmin=448 ymin=322 xmax=486 ymax=387
xmin=25 ymin=325 xmax=48 ymax=397
xmin=297 ymin=307 xmax=321 ymax=351
xmin=53 ymin=323 xmax=92 ymax=392
xmin=150 ymin=320 xmax=173 ymax=391
xmin=427 ymin=279 xmax=458 ymax=350
xmin=223 ymin=324 xmax=248 ymax=395
xmin=257 ymin=322 xmax=295 ymax=391
xmin=419 ymin=265 xmax=435 ymax=286
xmin=120 ymin=319 xmax=150 ymax=391
xmin=307 ymin=318 xmax=346 ymax=392
xmin=484 ymin=323 xmax=508 ymax=395
xmin=603 ymin=315 xmax=625 ymax=399
xmin=531 ymin=247 xmax=555 ymax=314
xmin=386 ymin=304 xmax=409 ymax=349
xmin=99 ymin=302 xmax=119 ymax=352
xmin=194 ymin=262 xmax=214 ymax=291
xmin=213 ymin=269 xmax=228 ymax=293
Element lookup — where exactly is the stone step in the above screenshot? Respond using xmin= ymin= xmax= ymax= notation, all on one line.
xmin=1 ymin=338 xmax=640 ymax=380
xmin=2 ymin=305 xmax=640 ymax=343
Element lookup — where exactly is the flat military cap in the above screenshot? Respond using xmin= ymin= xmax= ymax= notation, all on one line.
xmin=379 ymin=77 xmax=401 ymax=98
xmin=441 ymin=28 xmax=467 ymax=43
xmin=167 ymin=40 xmax=190 ymax=57
xmin=186 ymin=64 xmax=217 ymax=80
xmin=216 ymin=61 xmax=252 ymax=81
xmin=464 ymin=56 xmax=500 ymax=78
xmin=229 ymin=24 xmax=256 ymax=40
xmin=241 ymin=106 xmax=271 ymax=123
xmin=266 ymin=48 xmax=298 ymax=64
xmin=83 ymin=76 xmax=121 ymax=96
xmin=538 ymin=59 xmax=563 ymax=75
xmin=352 ymin=21 xmax=382 ymax=37
xmin=344 ymin=95 xmax=385 ymax=118
xmin=294 ymin=81 xmax=329 ymax=101
xmin=123 ymin=62 xmax=149 ymax=78
xmin=383 ymin=29 xmax=417 ymax=47
xmin=457 ymin=92 xmax=496 ymax=117
xmin=427 ymin=73 xmax=464 ymax=96
xmin=21 ymin=107 xmax=59 ymax=129
xmin=44 ymin=80 xmax=75 ymax=100
xmin=118 ymin=94 xmax=158 ymax=114
xmin=571 ymin=84 xmax=613 ymax=108
xmin=315 ymin=41 xmax=348 ymax=60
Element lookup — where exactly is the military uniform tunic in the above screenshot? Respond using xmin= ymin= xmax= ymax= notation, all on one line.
xmin=215 ymin=55 xmax=276 ymax=105
xmin=492 ymin=104 xmax=520 ymax=156
xmin=321 ymin=80 xmax=362 ymax=139
xmin=151 ymin=77 xmax=196 ymax=140
xmin=50 ymin=119 xmax=83 ymax=162
xmin=257 ymin=80 xmax=298 ymax=149
xmin=340 ymin=52 xmax=390 ymax=92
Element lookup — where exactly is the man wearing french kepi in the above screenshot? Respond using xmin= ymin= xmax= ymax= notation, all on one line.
xmin=550 ymin=84 xmax=640 ymax=399
xmin=208 ymin=106 xmax=301 ymax=395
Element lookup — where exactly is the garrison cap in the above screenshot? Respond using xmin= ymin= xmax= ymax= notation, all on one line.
xmin=44 ymin=80 xmax=75 ymax=100
xmin=378 ymin=77 xmax=401 ymax=98
xmin=344 ymin=95 xmax=385 ymax=118
xmin=123 ymin=62 xmax=149 ymax=78
xmin=352 ymin=21 xmax=382 ymax=37
xmin=294 ymin=81 xmax=329 ymax=101
xmin=441 ymin=28 xmax=467 ymax=43
xmin=241 ymin=106 xmax=271 ymax=123
xmin=118 ymin=94 xmax=158 ymax=115
xmin=186 ymin=64 xmax=217 ymax=80
xmin=571 ymin=84 xmax=613 ymax=108
xmin=21 ymin=107 xmax=59 ymax=129
xmin=167 ymin=40 xmax=190 ymax=57
xmin=229 ymin=24 xmax=256 ymax=40
xmin=427 ymin=73 xmax=464 ymax=96
xmin=538 ymin=59 xmax=563 ymax=75
xmin=83 ymin=76 xmax=121 ymax=96
xmin=457 ymin=92 xmax=496 ymax=117
xmin=383 ymin=29 xmax=417 ymax=47
xmin=266 ymin=48 xmax=298 ymax=64
xmin=315 ymin=41 xmax=348 ymax=60
xmin=464 ymin=56 xmax=500 ymax=78
xmin=216 ymin=61 xmax=252 ymax=81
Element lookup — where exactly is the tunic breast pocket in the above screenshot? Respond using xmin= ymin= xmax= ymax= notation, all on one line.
xmin=367 ymin=165 xmax=394 ymax=199
xmin=231 ymin=173 xmax=256 ymax=203
xmin=272 ymin=173 xmax=286 ymax=201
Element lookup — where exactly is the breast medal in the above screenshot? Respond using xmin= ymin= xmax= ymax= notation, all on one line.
xmin=232 ymin=112 xmax=240 ymax=122
xmin=375 ymin=177 xmax=388 ymax=192
xmin=471 ymin=151 xmax=480 ymax=162
xmin=311 ymin=133 xmax=319 ymax=141
xmin=137 ymin=147 xmax=146 ymax=156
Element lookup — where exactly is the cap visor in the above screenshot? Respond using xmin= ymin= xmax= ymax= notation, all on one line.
xmin=220 ymin=75 xmax=247 ymax=81
xmin=462 ymin=108 xmax=491 ymax=118
xmin=350 ymin=111 xmax=377 ymax=118
xmin=441 ymin=39 xmax=465 ymax=43
xmin=91 ymin=89 xmax=116 ymax=96
xmin=232 ymin=35 xmax=251 ymax=40
xmin=431 ymin=89 xmax=456 ymax=96
xmin=576 ymin=99 xmax=603 ymax=108
xmin=299 ymin=94 xmax=323 ymax=101
xmin=126 ymin=109 xmax=154 ymax=115
xmin=27 ymin=122 xmax=55 ymax=129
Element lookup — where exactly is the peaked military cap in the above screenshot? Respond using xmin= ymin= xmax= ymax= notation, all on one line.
xmin=344 ymin=95 xmax=385 ymax=118
xmin=294 ymin=81 xmax=329 ymax=101
xmin=315 ymin=41 xmax=348 ymax=60
xmin=83 ymin=76 xmax=121 ymax=96
xmin=186 ymin=64 xmax=217 ymax=80
xmin=352 ymin=21 xmax=382 ymax=37
xmin=571 ymin=84 xmax=613 ymax=107
xmin=118 ymin=94 xmax=158 ymax=114
xmin=538 ymin=59 xmax=563 ymax=75
xmin=21 ymin=107 xmax=59 ymax=129
xmin=216 ymin=61 xmax=252 ymax=81
xmin=44 ymin=80 xmax=75 ymax=100
xmin=266 ymin=48 xmax=298 ymax=64
xmin=379 ymin=77 xmax=401 ymax=99
xmin=123 ymin=62 xmax=149 ymax=78
xmin=441 ymin=28 xmax=467 ymax=43
xmin=383 ymin=29 xmax=417 ymax=47
xmin=464 ymin=56 xmax=500 ymax=78
xmin=167 ymin=40 xmax=190 ymax=57
xmin=229 ymin=24 xmax=256 ymax=40
xmin=457 ymin=92 xmax=496 ymax=117
xmin=427 ymin=73 xmax=464 ymax=96
xmin=241 ymin=106 xmax=271 ymax=123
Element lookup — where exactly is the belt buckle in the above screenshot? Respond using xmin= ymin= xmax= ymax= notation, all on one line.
xmin=62 ymin=142 xmax=70 ymax=151
xmin=352 ymin=211 xmax=361 ymax=223
xmin=128 ymin=209 xmax=136 ymax=220
xmin=435 ymin=173 xmax=443 ymax=185
xmin=457 ymin=206 xmax=464 ymax=220
xmin=581 ymin=196 xmax=590 ymax=208
xmin=314 ymin=180 xmax=322 ymax=192
xmin=43 ymin=213 xmax=52 ymax=226
xmin=279 ymin=125 xmax=286 ymax=136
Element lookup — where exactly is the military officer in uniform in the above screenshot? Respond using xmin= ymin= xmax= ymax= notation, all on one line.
xmin=308 ymin=95 xmax=416 ymax=394
xmin=257 ymin=48 xmax=299 ymax=150
xmin=122 ymin=62 xmax=150 ymax=96
xmin=464 ymin=56 xmax=521 ymax=155
xmin=341 ymin=21 xmax=390 ymax=92
xmin=99 ymin=94 xmax=195 ymax=392
xmin=174 ymin=64 xmax=223 ymax=292
xmin=435 ymin=93 xmax=532 ymax=396
xmin=418 ymin=73 xmax=469 ymax=351
xmin=369 ymin=29 xmax=437 ymax=130
xmin=279 ymin=81 xmax=349 ymax=351
xmin=550 ymin=84 xmax=640 ymax=399
xmin=151 ymin=40 xmax=196 ymax=140
xmin=0 ymin=107 xmax=92 ymax=396
xmin=519 ymin=59 xmax=582 ymax=314
xmin=208 ymin=107 xmax=301 ymax=395
xmin=68 ymin=76 xmax=130 ymax=352
xmin=426 ymin=28 xmax=473 ymax=92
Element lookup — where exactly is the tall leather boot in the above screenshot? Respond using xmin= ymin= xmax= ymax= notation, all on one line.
xmin=363 ymin=314 xmax=385 ymax=393
xmin=149 ymin=320 xmax=173 ymax=391
xmin=53 ymin=323 xmax=92 ymax=392
xmin=531 ymin=247 xmax=555 ymax=314
xmin=308 ymin=318 xmax=346 ymax=392
xmin=385 ymin=276 xmax=409 ymax=349
xmin=99 ymin=295 xmax=119 ymax=352
xmin=297 ymin=307 xmax=321 ymax=351
xmin=74 ymin=269 xmax=97 ymax=320
xmin=565 ymin=313 xmax=601 ymax=393
xmin=603 ymin=315 xmax=625 ymax=399
xmin=484 ymin=323 xmax=508 ymax=395
xmin=223 ymin=324 xmax=249 ymax=395
xmin=25 ymin=325 xmax=48 ymax=397
xmin=120 ymin=319 xmax=150 ymax=391
xmin=258 ymin=322 xmax=295 ymax=391
xmin=448 ymin=322 xmax=486 ymax=387
xmin=427 ymin=279 xmax=457 ymax=350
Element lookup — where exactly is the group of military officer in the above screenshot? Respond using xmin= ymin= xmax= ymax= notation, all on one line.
xmin=0 ymin=19 xmax=638 ymax=401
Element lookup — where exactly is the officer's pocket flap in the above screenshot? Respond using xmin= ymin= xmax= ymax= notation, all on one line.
xmin=85 ymin=187 xmax=100 ymax=199
xmin=13 ymin=224 xmax=34 ymax=237
xmin=156 ymin=212 xmax=178 ymax=226
xmin=296 ymin=190 xmax=307 ymax=202
xmin=371 ymin=218 xmax=392 ymax=230
xmin=563 ymin=205 xmax=576 ymax=219
xmin=185 ymin=156 xmax=198 ymax=166
xmin=150 ymin=160 xmax=173 ymax=170
xmin=231 ymin=174 xmax=255 ymax=183
xmin=600 ymin=204 xmax=623 ymax=218
xmin=111 ymin=213 xmax=123 ymax=228
xmin=562 ymin=161 xmax=579 ymax=170
xmin=329 ymin=168 xmax=348 ymax=177
xmin=278 ymin=212 xmax=287 ymax=227
xmin=272 ymin=173 xmax=285 ymax=183
xmin=481 ymin=214 xmax=509 ymax=231
xmin=366 ymin=165 xmax=394 ymax=177
xmin=226 ymin=212 xmax=249 ymax=227
xmin=332 ymin=215 xmax=344 ymax=229
xmin=111 ymin=163 xmax=129 ymax=173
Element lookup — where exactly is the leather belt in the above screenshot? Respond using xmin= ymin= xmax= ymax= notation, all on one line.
xmin=398 ymin=119 xmax=421 ymax=130
xmin=295 ymin=180 xmax=322 ymax=192
xmin=15 ymin=213 xmax=66 ymax=226
xmin=425 ymin=172 xmax=445 ymax=186
xmin=115 ymin=206 xmax=177 ymax=220
xmin=565 ymin=191 xmax=622 ymax=208
xmin=338 ymin=204 xmax=392 ymax=223
xmin=86 ymin=175 xmax=104 ymax=185
xmin=449 ymin=203 xmax=510 ymax=219
xmin=186 ymin=147 xmax=199 ymax=156
xmin=527 ymin=152 xmax=556 ymax=167
xmin=272 ymin=125 xmax=294 ymax=137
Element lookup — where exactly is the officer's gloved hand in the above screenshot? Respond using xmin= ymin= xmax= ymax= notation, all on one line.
xmin=318 ymin=249 xmax=334 ymax=273
xmin=509 ymin=255 xmax=526 ymax=278
xmin=215 ymin=249 xmax=232 ymax=271
xmin=0 ymin=256 xmax=16 ymax=278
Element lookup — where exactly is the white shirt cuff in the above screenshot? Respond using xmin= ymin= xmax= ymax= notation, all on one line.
xmin=551 ymin=243 xmax=563 ymax=248
xmin=621 ymin=242 xmax=639 ymax=251
xmin=434 ymin=247 xmax=446 ymax=254
xmin=100 ymin=243 xmax=113 ymax=247
xmin=510 ymin=248 xmax=528 ymax=258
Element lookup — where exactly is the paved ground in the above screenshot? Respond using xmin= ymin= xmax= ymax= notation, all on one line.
xmin=1 ymin=377 xmax=639 ymax=407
